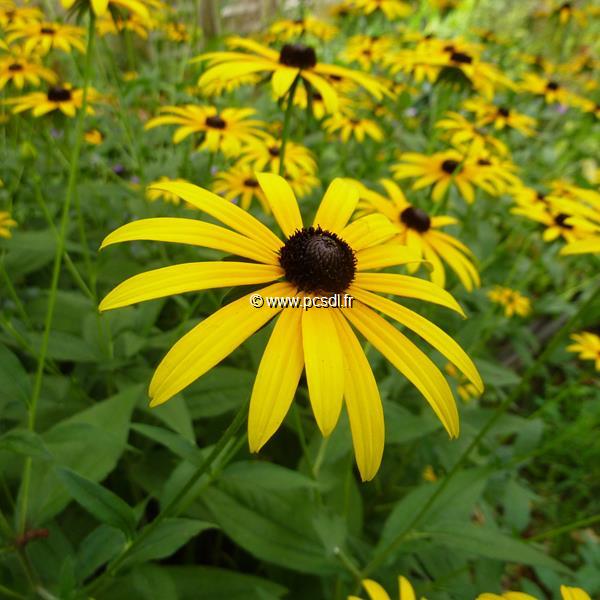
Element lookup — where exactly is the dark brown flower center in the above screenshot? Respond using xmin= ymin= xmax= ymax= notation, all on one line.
xmin=400 ymin=206 xmax=431 ymax=233
xmin=279 ymin=43 xmax=317 ymax=69
xmin=498 ymin=107 xmax=510 ymax=117
xmin=441 ymin=159 xmax=460 ymax=174
xmin=478 ymin=159 xmax=492 ymax=166
xmin=554 ymin=213 xmax=573 ymax=229
xmin=243 ymin=178 xmax=259 ymax=188
xmin=8 ymin=63 xmax=24 ymax=72
xmin=546 ymin=80 xmax=560 ymax=91
xmin=450 ymin=51 xmax=473 ymax=64
xmin=205 ymin=115 xmax=226 ymax=129
xmin=268 ymin=146 xmax=281 ymax=157
xmin=40 ymin=27 xmax=56 ymax=35
xmin=279 ymin=226 xmax=356 ymax=294
xmin=47 ymin=87 xmax=72 ymax=102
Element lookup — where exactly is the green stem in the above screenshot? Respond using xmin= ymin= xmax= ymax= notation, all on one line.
xmin=84 ymin=400 xmax=248 ymax=595
xmin=362 ymin=280 xmax=599 ymax=576
xmin=278 ymin=75 xmax=301 ymax=176
xmin=17 ymin=11 xmax=96 ymax=535
xmin=528 ymin=513 xmax=600 ymax=542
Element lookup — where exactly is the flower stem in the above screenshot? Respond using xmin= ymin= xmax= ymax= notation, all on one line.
xmin=278 ymin=75 xmax=301 ymax=176
xmin=84 ymin=400 xmax=248 ymax=595
xmin=17 ymin=11 xmax=96 ymax=535
xmin=361 ymin=279 xmax=599 ymax=576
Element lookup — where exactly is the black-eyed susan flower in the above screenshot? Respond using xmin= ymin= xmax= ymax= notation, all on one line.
xmin=463 ymin=97 xmax=537 ymax=136
xmin=349 ymin=575 xmax=424 ymax=600
xmin=350 ymin=0 xmax=411 ymax=19
xmin=358 ymin=178 xmax=480 ymax=290
xmin=488 ymin=286 xmax=531 ymax=318
xmin=237 ymin=135 xmax=317 ymax=179
xmin=0 ymin=211 xmax=17 ymax=238
xmin=6 ymin=21 xmax=86 ymax=56
xmin=60 ymin=0 xmax=164 ymax=19
xmin=340 ymin=34 xmax=393 ymax=70
xmin=213 ymin=166 xmax=269 ymax=212
xmin=161 ymin=21 xmax=188 ymax=43
xmin=473 ymin=153 xmax=521 ymax=195
xmin=429 ymin=0 xmax=460 ymax=12
xmin=436 ymin=111 xmax=510 ymax=156
xmin=96 ymin=13 xmax=153 ymax=39
xmin=392 ymin=150 xmax=486 ymax=204
xmin=99 ymin=175 xmax=482 ymax=481
xmin=4 ymin=84 xmax=100 ymax=117
xmin=267 ymin=16 xmax=338 ymax=42
xmin=144 ymin=105 xmax=268 ymax=157
xmin=445 ymin=362 xmax=481 ymax=402
xmin=0 ymin=52 xmax=57 ymax=90
xmin=84 ymin=128 xmax=103 ymax=144
xmin=560 ymin=236 xmax=600 ymax=256
xmin=519 ymin=73 xmax=576 ymax=105
xmin=323 ymin=111 xmax=383 ymax=143
xmin=567 ymin=332 xmax=600 ymax=371
xmin=0 ymin=4 xmax=43 ymax=28
xmin=195 ymin=36 xmax=389 ymax=114
xmin=146 ymin=177 xmax=191 ymax=205
xmin=477 ymin=584 xmax=591 ymax=600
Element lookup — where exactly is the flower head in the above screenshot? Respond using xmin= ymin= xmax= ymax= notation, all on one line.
xmin=0 ymin=211 xmax=17 ymax=238
xmin=4 ymin=84 xmax=100 ymax=117
xmin=567 ymin=332 xmax=600 ymax=371
xmin=488 ymin=286 xmax=531 ymax=317
xmin=99 ymin=175 xmax=482 ymax=481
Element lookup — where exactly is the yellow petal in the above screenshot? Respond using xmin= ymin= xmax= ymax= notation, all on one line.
xmin=399 ymin=576 xmax=416 ymax=600
xmin=100 ymin=218 xmax=278 ymax=265
xmin=351 ymin=287 xmax=483 ymax=392
xmin=99 ymin=262 xmax=283 ymax=311
xmin=344 ymin=302 xmax=459 ymax=438
xmin=248 ymin=308 xmax=304 ymax=452
xmin=332 ymin=311 xmax=384 ymax=481
xmin=357 ymin=243 xmax=422 ymax=271
xmin=340 ymin=215 xmax=399 ymax=250
xmin=362 ymin=579 xmax=392 ymax=600
xmin=302 ymin=71 xmax=339 ymax=114
xmin=149 ymin=282 xmax=294 ymax=406
xmin=302 ymin=308 xmax=344 ymax=436
xmin=91 ymin=0 xmax=109 ymax=15
xmin=313 ymin=178 xmax=359 ymax=233
xmin=256 ymin=173 xmax=303 ymax=238
xmin=560 ymin=586 xmax=591 ymax=600
xmin=146 ymin=180 xmax=283 ymax=254
xmin=354 ymin=272 xmax=465 ymax=316
xmin=271 ymin=67 xmax=298 ymax=98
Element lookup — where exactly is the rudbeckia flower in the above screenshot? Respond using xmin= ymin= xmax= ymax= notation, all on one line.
xmin=392 ymin=150 xmax=490 ymax=204
xmin=84 ymin=128 xmax=103 ymax=145
xmin=462 ymin=98 xmax=537 ymax=136
xmin=213 ymin=167 xmax=269 ymax=212
xmin=340 ymin=34 xmax=394 ymax=69
xmin=267 ymin=16 xmax=338 ymax=42
xmin=350 ymin=0 xmax=412 ymax=19
xmin=237 ymin=135 xmax=317 ymax=179
xmin=436 ymin=112 xmax=510 ymax=156
xmin=323 ymin=112 xmax=384 ymax=142
xmin=0 ymin=5 xmax=43 ymax=28
xmin=0 ymin=53 xmax=57 ymax=90
xmin=99 ymin=175 xmax=482 ymax=481
xmin=6 ymin=21 xmax=86 ymax=55
xmin=560 ymin=236 xmax=600 ymax=256
xmin=144 ymin=105 xmax=268 ymax=157
xmin=477 ymin=584 xmax=591 ymax=600
xmin=519 ymin=73 xmax=577 ymax=106
xmin=487 ymin=286 xmax=531 ymax=317
xmin=358 ymin=179 xmax=480 ymax=290
xmin=96 ymin=13 xmax=154 ymax=39
xmin=4 ymin=84 xmax=100 ymax=117
xmin=0 ymin=211 xmax=17 ymax=239
xmin=349 ymin=575 xmax=425 ymax=600
xmin=194 ymin=36 xmax=389 ymax=114
xmin=567 ymin=332 xmax=600 ymax=371
xmin=60 ymin=0 xmax=164 ymax=19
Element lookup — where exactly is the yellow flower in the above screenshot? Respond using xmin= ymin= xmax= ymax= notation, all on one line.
xmin=213 ymin=166 xmax=269 ymax=212
xmin=194 ymin=36 xmax=389 ymax=114
xmin=96 ymin=13 xmax=153 ymax=39
xmin=60 ymin=0 xmax=165 ymax=19
xmin=0 ymin=53 xmax=57 ymax=90
xmin=146 ymin=177 xmax=190 ymax=205
xmin=445 ymin=362 xmax=481 ymax=402
xmin=462 ymin=97 xmax=537 ymax=136
xmin=392 ymin=150 xmax=490 ymax=204
xmin=99 ymin=175 xmax=482 ymax=481
xmin=237 ymin=135 xmax=317 ymax=179
xmin=350 ymin=0 xmax=412 ymax=19
xmin=422 ymin=464 xmax=437 ymax=481
xmin=268 ymin=16 xmax=338 ymax=42
xmin=323 ymin=112 xmax=383 ymax=143
xmin=0 ymin=5 xmax=43 ymax=28
xmin=340 ymin=34 xmax=394 ymax=70
xmin=487 ymin=286 xmax=531 ymax=318
xmin=560 ymin=236 xmax=600 ymax=256
xmin=519 ymin=73 xmax=578 ymax=106
xmin=436 ymin=111 xmax=509 ymax=156
xmin=349 ymin=575 xmax=427 ymax=600
xmin=4 ymin=84 xmax=100 ymax=117
xmin=161 ymin=21 xmax=188 ymax=43
xmin=477 ymin=584 xmax=591 ymax=600
xmin=567 ymin=332 xmax=600 ymax=371
xmin=0 ymin=211 xmax=17 ymax=239
xmin=84 ymin=128 xmax=103 ymax=144
xmin=6 ymin=21 xmax=86 ymax=55
xmin=358 ymin=178 xmax=480 ymax=290
xmin=144 ymin=105 xmax=268 ymax=158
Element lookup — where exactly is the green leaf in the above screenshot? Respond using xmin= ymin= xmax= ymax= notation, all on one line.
xmin=384 ymin=402 xmax=441 ymax=444
xmin=57 ymin=468 xmax=137 ymax=537
xmin=424 ymin=521 xmax=569 ymax=572
xmin=475 ymin=359 xmax=520 ymax=387
xmin=122 ymin=518 xmax=215 ymax=567
xmin=77 ymin=525 xmax=127 ymax=582
xmin=3 ymin=229 xmax=57 ymax=277
xmin=24 ymin=385 xmax=141 ymax=524
xmin=131 ymin=423 xmax=203 ymax=466
xmin=0 ymin=344 xmax=31 ymax=408
xmin=144 ymin=396 xmax=194 ymax=441
xmin=0 ymin=429 xmax=52 ymax=460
